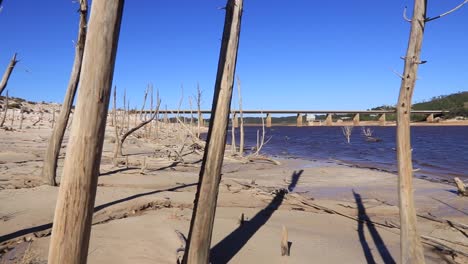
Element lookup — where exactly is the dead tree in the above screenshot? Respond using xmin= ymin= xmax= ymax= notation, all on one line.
xmin=0 ymin=53 xmax=18 ymax=96
xmin=237 ymin=76 xmax=245 ymax=155
xmin=19 ymin=107 xmax=24 ymax=129
xmin=196 ymin=83 xmax=202 ymax=138
xmin=183 ymin=1 xmax=243 ymax=263
xmin=113 ymin=86 xmax=160 ymax=158
xmin=0 ymin=90 xmax=8 ymax=127
xmin=42 ymin=0 xmax=88 ymax=186
xmin=230 ymin=110 xmax=236 ymax=153
xmin=341 ymin=126 xmax=353 ymax=144
xmin=397 ymin=1 xmax=467 ymax=263
xmin=47 ymin=0 xmax=124 ymax=263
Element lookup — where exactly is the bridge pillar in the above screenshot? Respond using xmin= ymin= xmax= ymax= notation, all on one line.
xmin=232 ymin=112 xmax=238 ymax=128
xmin=296 ymin=113 xmax=303 ymax=127
xmin=325 ymin=114 xmax=333 ymax=126
xmin=266 ymin=113 xmax=272 ymax=127
xmin=379 ymin=113 xmax=386 ymax=126
xmin=353 ymin=113 xmax=360 ymax=126
xmin=426 ymin=113 xmax=434 ymax=123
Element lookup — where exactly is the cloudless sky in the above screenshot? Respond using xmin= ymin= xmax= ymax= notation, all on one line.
xmin=1 ymin=1 xmax=467 ymax=111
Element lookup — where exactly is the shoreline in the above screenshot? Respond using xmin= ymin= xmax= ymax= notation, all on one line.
xmin=1 ymin=117 xmax=467 ymax=263
xmin=242 ymin=121 xmax=468 ymax=127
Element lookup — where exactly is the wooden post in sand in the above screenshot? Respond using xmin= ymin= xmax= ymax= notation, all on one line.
xmin=397 ymin=0 xmax=468 ymax=261
xmin=0 ymin=53 xmax=18 ymax=96
xmin=183 ymin=1 xmax=243 ymax=263
xmin=281 ymin=225 xmax=289 ymax=256
xmin=47 ymin=0 xmax=124 ymax=263
xmin=396 ymin=0 xmax=427 ymax=262
xmin=43 ymin=0 xmax=88 ymax=186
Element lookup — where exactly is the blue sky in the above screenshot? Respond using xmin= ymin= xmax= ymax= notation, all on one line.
xmin=0 ymin=1 xmax=467 ymax=110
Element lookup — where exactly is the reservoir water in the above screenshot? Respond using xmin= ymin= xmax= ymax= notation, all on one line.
xmin=228 ymin=126 xmax=468 ymax=182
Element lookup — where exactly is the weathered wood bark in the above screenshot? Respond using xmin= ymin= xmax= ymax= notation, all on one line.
xmin=0 ymin=90 xmax=8 ymax=127
xmin=47 ymin=0 xmax=124 ymax=263
xmin=0 ymin=53 xmax=18 ymax=96
xmin=42 ymin=0 xmax=88 ymax=186
xmin=237 ymin=76 xmax=244 ymax=155
xmin=396 ymin=1 xmax=427 ymax=263
xmin=182 ymin=1 xmax=243 ymax=263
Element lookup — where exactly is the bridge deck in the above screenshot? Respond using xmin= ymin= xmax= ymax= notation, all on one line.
xmin=142 ymin=109 xmax=448 ymax=115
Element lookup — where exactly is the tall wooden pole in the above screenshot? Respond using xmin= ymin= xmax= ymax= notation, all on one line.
xmin=42 ymin=0 xmax=88 ymax=186
xmin=47 ymin=0 xmax=124 ymax=263
xmin=396 ymin=0 xmax=426 ymax=263
xmin=0 ymin=53 xmax=18 ymax=96
xmin=237 ymin=76 xmax=244 ymax=155
xmin=183 ymin=0 xmax=243 ymax=263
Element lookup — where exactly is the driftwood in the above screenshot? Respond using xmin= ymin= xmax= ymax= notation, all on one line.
xmin=183 ymin=1 xmax=243 ymax=263
xmin=47 ymin=0 xmax=124 ymax=263
xmin=454 ymin=177 xmax=467 ymax=196
xmin=0 ymin=53 xmax=18 ymax=96
xmin=175 ymin=230 xmax=187 ymax=264
xmin=42 ymin=0 xmax=89 ymax=186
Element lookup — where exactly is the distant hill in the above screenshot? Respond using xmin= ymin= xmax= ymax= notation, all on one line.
xmin=371 ymin=91 xmax=468 ymax=118
xmin=413 ymin=91 xmax=468 ymax=117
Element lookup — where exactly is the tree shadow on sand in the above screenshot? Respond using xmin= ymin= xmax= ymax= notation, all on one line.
xmin=353 ymin=190 xmax=395 ymax=264
xmin=210 ymin=170 xmax=303 ymax=263
xmin=0 ymin=183 xmax=196 ymax=244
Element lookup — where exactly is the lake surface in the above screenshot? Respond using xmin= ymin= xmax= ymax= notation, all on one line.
xmin=228 ymin=126 xmax=468 ymax=182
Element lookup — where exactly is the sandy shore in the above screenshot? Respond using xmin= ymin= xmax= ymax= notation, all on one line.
xmin=0 ymin=109 xmax=467 ymax=263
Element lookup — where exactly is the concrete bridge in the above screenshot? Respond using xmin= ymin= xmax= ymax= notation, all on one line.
xmin=143 ymin=109 xmax=448 ymax=127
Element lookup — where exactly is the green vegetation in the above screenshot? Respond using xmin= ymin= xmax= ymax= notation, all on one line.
xmin=412 ymin=91 xmax=468 ymax=118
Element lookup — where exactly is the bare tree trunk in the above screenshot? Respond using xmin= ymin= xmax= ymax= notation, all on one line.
xmin=231 ymin=111 xmax=236 ymax=153
xmin=0 ymin=90 xmax=8 ymax=127
xmin=47 ymin=0 xmax=124 ymax=263
xmin=237 ymin=76 xmax=244 ymax=155
xmin=196 ymin=83 xmax=202 ymax=138
xmin=112 ymin=86 xmax=122 ymax=158
xmin=183 ymin=1 xmax=243 ymax=263
xmin=10 ymin=107 xmax=14 ymax=127
xmin=0 ymin=53 xmax=18 ymax=96
xmin=19 ymin=108 xmax=24 ymax=129
xmin=113 ymin=87 xmax=160 ymax=157
xmin=396 ymin=1 xmax=427 ymax=263
xmin=42 ymin=0 xmax=88 ymax=187
xmin=51 ymin=107 xmax=55 ymax=128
